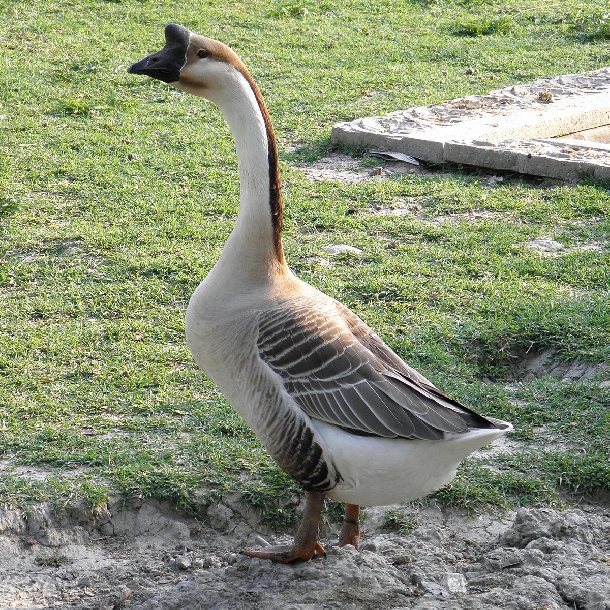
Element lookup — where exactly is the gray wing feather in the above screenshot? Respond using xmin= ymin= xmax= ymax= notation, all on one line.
xmin=256 ymin=300 xmax=497 ymax=440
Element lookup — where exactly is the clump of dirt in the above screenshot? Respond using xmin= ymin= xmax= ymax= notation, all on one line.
xmin=515 ymin=347 xmax=608 ymax=383
xmin=1 ymin=497 xmax=609 ymax=609
xmin=523 ymin=237 xmax=606 ymax=256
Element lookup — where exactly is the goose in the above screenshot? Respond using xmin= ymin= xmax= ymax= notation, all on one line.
xmin=128 ymin=24 xmax=513 ymax=564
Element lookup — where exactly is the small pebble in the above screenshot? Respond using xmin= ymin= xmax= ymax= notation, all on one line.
xmin=202 ymin=557 xmax=215 ymax=568
xmin=440 ymin=572 xmax=468 ymax=594
xmin=175 ymin=556 xmax=192 ymax=570
xmin=324 ymin=244 xmax=364 ymax=256
xmin=99 ymin=586 xmax=131 ymax=610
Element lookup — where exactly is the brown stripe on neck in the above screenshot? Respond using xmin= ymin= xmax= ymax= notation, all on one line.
xmin=242 ymin=71 xmax=285 ymax=266
xmin=221 ymin=52 xmax=284 ymax=267
xmin=184 ymin=35 xmax=286 ymax=265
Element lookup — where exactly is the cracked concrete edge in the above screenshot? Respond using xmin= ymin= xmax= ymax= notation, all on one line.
xmin=331 ymin=67 xmax=610 ymax=180
xmin=444 ymin=139 xmax=610 ymax=180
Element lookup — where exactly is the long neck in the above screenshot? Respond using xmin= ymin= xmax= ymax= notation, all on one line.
xmin=211 ymin=68 xmax=286 ymax=278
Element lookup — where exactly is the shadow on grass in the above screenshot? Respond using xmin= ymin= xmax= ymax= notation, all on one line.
xmin=0 ymin=196 xmax=19 ymax=218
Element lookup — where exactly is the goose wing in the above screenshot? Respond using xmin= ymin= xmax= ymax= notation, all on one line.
xmin=256 ymin=299 xmax=497 ymax=440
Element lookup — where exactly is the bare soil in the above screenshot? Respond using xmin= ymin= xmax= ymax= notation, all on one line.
xmin=296 ymin=153 xmax=424 ymax=183
xmin=1 ymin=496 xmax=609 ymax=610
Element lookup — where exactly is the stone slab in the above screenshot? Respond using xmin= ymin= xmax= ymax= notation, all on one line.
xmin=331 ymin=68 xmax=610 ymax=180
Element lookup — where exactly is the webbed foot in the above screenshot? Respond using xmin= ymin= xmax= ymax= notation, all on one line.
xmin=244 ymin=491 xmax=326 ymax=563
xmin=244 ymin=540 xmax=325 ymax=563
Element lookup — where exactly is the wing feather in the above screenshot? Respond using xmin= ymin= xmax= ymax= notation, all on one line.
xmin=256 ymin=298 xmax=498 ymax=440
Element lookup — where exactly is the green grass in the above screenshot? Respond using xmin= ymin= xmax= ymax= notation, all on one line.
xmin=382 ymin=508 xmax=419 ymax=536
xmin=1 ymin=0 xmax=609 ymax=522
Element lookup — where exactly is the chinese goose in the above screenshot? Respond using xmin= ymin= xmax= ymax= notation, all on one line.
xmin=128 ymin=24 xmax=512 ymax=563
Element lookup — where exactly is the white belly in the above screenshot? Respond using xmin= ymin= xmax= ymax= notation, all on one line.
xmin=311 ymin=418 xmax=511 ymax=506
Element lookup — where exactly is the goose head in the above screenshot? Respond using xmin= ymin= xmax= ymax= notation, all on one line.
xmin=128 ymin=24 xmax=251 ymax=106
xmin=128 ymin=24 xmax=286 ymax=270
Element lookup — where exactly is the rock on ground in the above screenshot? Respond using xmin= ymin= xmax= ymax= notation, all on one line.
xmin=0 ymin=499 xmax=608 ymax=609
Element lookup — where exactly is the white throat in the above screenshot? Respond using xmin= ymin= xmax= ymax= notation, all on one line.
xmin=176 ymin=63 xmax=284 ymax=281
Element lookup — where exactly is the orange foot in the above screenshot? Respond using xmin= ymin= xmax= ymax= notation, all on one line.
xmin=244 ymin=491 xmax=326 ymax=564
xmin=339 ymin=503 xmax=361 ymax=549
xmin=244 ymin=540 xmax=325 ymax=563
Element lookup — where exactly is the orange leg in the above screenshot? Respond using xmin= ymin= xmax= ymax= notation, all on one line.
xmin=339 ymin=503 xmax=360 ymax=549
xmin=244 ymin=492 xmax=326 ymax=563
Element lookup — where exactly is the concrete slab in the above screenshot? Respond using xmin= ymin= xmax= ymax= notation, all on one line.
xmin=331 ymin=68 xmax=610 ymax=180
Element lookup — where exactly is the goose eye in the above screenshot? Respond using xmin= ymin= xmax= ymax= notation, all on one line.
xmin=197 ymin=49 xmax=208 ymax=58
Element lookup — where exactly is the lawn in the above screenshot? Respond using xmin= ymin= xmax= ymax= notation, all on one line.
xmin=0 ymin=0 xmax=608 ymax=523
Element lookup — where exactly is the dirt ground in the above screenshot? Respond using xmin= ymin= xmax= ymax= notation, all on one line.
xmin=0 ymin=496 xmax=609 ymax=610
